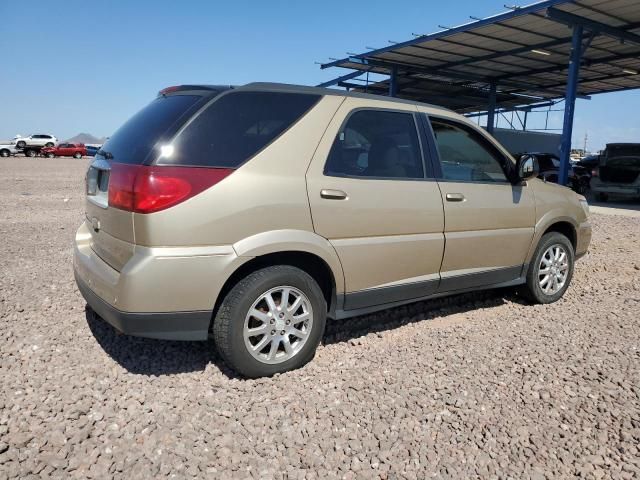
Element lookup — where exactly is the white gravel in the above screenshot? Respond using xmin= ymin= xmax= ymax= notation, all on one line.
xmin=1 ymin=157 xmax=639 ymax=479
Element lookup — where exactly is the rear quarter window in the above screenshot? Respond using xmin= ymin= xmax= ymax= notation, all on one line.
xmin=157 ymin=91 xmax=321 ymax=168
xmin=97 ymin=94 xmax=203 ymax=165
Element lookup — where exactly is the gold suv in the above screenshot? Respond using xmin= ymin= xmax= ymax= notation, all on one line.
xmin=74 ymin=83 xmax=592 ymax=377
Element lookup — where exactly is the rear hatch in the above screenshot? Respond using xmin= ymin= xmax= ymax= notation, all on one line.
xmin=599 ymin=144 xmax=640 ymax=184
xmin=85 ymin=87 xmax=223 ymax=271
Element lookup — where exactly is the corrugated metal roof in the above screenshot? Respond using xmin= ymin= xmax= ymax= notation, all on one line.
xmin=321 ymin=0 xmax=640 ymax=113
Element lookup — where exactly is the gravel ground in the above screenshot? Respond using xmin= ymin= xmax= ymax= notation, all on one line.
xmin=1 ymin=157 xmax=639 ymax=480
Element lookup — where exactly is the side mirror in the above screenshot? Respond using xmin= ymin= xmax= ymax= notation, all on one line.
xmin=516 ymin=154 xmax=539 ymax=181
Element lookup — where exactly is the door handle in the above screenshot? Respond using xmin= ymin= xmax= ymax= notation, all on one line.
xmin=445 ymin=193 xmax=466 ymax=202
xmin=320 ymin=189 xmax=348 ymax=200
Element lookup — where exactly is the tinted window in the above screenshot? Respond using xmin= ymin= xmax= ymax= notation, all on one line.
xmin=430 ymin=119 xmax=508 ymax=182
xmin=325 ymin=110 xmax=424 ymax=179
xmin=97 ymin=94 xmax=202 ymax=164
xmin=159 ymin=91 xmax=320 ymax=168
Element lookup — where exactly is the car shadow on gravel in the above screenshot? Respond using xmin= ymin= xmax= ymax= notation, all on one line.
xmin=86 ymin=288 xmax=522 ymax=378
xmin=85 ymin=308 xmax=242 ymax=379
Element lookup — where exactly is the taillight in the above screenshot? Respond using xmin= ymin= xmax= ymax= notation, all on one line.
xmin=108 ymin=164 xmax=233 ymax=214
xmin=591 ymin=168 xmax=598 ymax=177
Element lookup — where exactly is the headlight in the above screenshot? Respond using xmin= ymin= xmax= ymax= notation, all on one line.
xmin=579 ymin=199 xmax=590 ymax=216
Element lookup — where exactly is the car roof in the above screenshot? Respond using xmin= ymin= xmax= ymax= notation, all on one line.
xmin=170 ymin=82 xmax=449 ymax=112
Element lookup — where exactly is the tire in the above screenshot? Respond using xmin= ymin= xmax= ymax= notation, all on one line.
xmin=16 ymin=141 xmax=26 ymax=149
xmin=25 ymin=149 xmax=36 ymax=157
xmin=522 ymin=232 xmax=575 ymax=304
xmin=45 ymin=142 xmax=54 ymax=147
xmin=213 ymin=265 xmax=327 ymax=378
xmin=0 ymin=149 xmax=9 ymax=157
xmin=46 ymin=153 xmax=55 ymax=158
xmin=595 ymin=192 xmax=608 ymax=202
xmin=73 ymin=152 xmax=82 ymax=159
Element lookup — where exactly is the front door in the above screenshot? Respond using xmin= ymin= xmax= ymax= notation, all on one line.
xmin=307 ymin=98 xmax=445 ymax=310
xmin=426 ymin=116 xmax=536 ymax=291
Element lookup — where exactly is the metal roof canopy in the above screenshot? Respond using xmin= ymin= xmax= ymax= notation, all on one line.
xmin=318 ymin=0 xmax=640 ymax=185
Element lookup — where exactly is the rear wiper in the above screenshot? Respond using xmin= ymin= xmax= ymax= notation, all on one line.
xmin=97 ymin=149 xmax=113 ymax=160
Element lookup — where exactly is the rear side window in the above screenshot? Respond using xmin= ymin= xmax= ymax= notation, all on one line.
xmin=325 ymin=110 xmax=424 ymax=179
xmin=97 ymin=94 xmax=202 ymax=165
xmin=159 ymin=91 xmax=320 ymax=168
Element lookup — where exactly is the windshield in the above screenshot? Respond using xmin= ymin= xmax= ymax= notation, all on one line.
xmin=96 ymin=94 xmax=204 ymax=165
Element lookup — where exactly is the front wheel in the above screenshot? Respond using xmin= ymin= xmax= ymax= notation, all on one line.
xmin=73 ymin=152 xmax=82 ymax=159
xmin=213 ymin=266 xmax=326 ymax=378
xmin=25 ymin=149 xmax=36 ymax=157
xmin=16 ymin=141 xmax=26 ymax=149
xmin=522 ymin=232 xmax=574 ymax=304
xmin=45 ymin=142 xmax=54 ymax=147
xmin=46 ymin=153 xmax=55 ymax=158
xmin=0 ymin=149 xmax=10 ymax=157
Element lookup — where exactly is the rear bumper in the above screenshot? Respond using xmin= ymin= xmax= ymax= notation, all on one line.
xmin=76 ymin=272 xmax=211 ymax=340
xmin=73 ymin=221 xmax=245 ymax=341
xmin=591 ymin=180 xmax=640 ymax=197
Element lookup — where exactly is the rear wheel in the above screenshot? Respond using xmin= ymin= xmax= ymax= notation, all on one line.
xmin=522 ymin=232 xmax=574 ymax=304
xmin=0 ymin=149 xmax=9 ymax=157
xmin=25 ymin=149 xmax=36 ymax=157
xmin=46 ymin=153 xmax=55 ymax=158
xmin=73 ymin=152 xmax=82 ymax=159
xmin=45 ymin=142 xmax=54 ymax=147
xmin=16 ymin=141 xmax=26 ymax=149
xmin=213 ymin=265 xmax=326 ymax=378
xmin=595 ymin=192 xmax=608 ymax=202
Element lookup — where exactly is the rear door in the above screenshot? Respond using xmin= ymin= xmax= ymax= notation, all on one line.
xmin=307 ymin=98 xmax=445 ymax=310
xmin=85 ymin=92 xmax=207 ymax=271
xmin=424 ymin=114 xmax=535 ymax=291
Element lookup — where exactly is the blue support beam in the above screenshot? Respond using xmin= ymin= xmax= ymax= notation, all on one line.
xmin=486 ymin=83 xmax=497 ymax=134
xmin=559 ymin=25 xmax=584 ymax=186
xmin=389 ymin=66 xmax=398 ymax=97
xmin=316 ymin=71 xmax=365 ymax=88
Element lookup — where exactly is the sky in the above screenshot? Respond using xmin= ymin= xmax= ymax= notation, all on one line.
xmin=1 ymin=0 xmax=638 ymax=152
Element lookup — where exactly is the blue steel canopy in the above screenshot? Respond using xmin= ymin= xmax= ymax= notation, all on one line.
xmin=318 ymin=0 xmax=640 ymax=185
xmin=319 ymin=0 xmax=640 ymax=113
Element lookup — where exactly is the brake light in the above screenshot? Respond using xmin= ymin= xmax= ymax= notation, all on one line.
xmin=108 ymin=164 xmax=233 ymax=213
xmin=159 ymin=86 xmax=181 ymax=96
xmin=591 ymin=168 xmax=598 ymax=177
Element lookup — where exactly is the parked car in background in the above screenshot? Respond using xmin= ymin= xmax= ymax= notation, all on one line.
xmin=15 ymin=134 xmax=58 ymax=149
xmin=521 ymin=152 xmax=589 ymax=194
xmin=74 ymin=83 xmax=591 ymax=377
xmin=85 ymin=145 xmax=100 ymax=157
xmin=591 ymin=143 xmax=640 ymax=201
xmin=0 ymin=141 xmax=18 ymax=157
xmin=42 ymin=143 xmax=87 ymax=158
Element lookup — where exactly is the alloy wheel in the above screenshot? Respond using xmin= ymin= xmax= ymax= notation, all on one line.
xmin=538 ymin=244 xmax=569 ymax=295
xmin=243 ymin=286 xmax=313 ymax=365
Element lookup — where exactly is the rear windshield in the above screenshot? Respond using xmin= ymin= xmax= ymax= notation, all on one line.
xmin=97 ymin=94 xmax=203 ymax=165
xmin=606 ymin=144 xmax=640 ymax=158
xmin=156 ymin=91 xmax=320 ymax=168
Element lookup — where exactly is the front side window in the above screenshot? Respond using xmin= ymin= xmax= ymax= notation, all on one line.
xmin=325 ymin=110 xmax=424 ymax=179
xmin=160 ymin=91 xmax=320 ymax=168
xmin=430 ymin=118 xmax=509 ymax=183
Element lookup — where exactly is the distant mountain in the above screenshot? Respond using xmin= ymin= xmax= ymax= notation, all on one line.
xmin=65 ymin=133 xmax=107 ymax=145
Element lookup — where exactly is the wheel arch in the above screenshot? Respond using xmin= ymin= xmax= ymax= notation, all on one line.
xmin=525 ymin=214 xmax=578 ymax=264
xmin=210 ymin=230 xmax=345 ymax=328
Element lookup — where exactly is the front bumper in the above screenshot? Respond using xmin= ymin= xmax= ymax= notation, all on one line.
xmin=576 ymin=220 xmax=592 ymax=260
